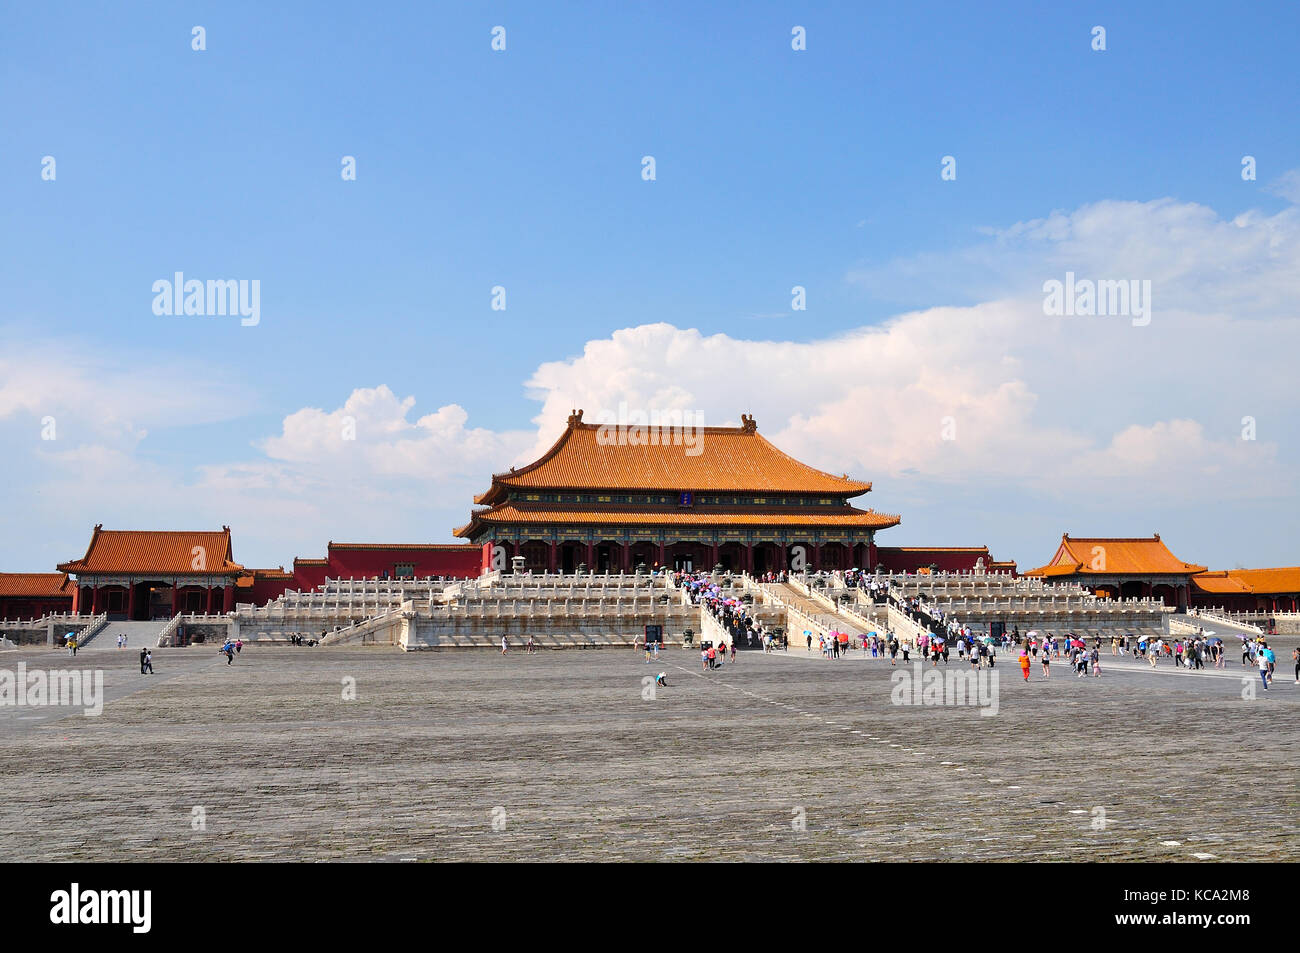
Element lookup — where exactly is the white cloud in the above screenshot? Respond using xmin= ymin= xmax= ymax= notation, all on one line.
xmin=259 ymin=385 xmax=534 ymax=481
xmin=1267 ymin=167 xmax=1300 ymax=204
xmin=0 ymin=331 xmax=249 ymax=444
xmin=4 ymin=195 xmax=1298 ymax=569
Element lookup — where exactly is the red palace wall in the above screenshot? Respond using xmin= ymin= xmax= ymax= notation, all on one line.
xmin=325 ymin=544 xmax=481 ymax=580
xmin=249 ymin=575 xmax=294 ymax=606
xmin=875 ymin=547 xmax=1015 ymax=574
xmin=0 ymin=595 xmax=73 ymax=621
xmin=292 ymin=560 xmax=330 ymax=591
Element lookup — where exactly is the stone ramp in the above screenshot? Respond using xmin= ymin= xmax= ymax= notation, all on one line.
xmin=767 ymin=582 xmax=884 ymax=637
xmin=82 ymin=620 xmax=171 ymax=652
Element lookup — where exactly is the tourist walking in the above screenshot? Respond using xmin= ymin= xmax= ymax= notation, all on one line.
xmin=500 ymin=635 xmax=508 ymax=655
xmin=1041 ymin=651 xmax=1050 ymax=678
xmin=143 ymin=650 xmax=154 ymax=674
xmin=1019 ymin=649 xmax=1031 ymax=682
xmin=1258 ymin=648 xmax=1271 ymax=691
xmin=139 ymin=647 xmax=148 ymax=674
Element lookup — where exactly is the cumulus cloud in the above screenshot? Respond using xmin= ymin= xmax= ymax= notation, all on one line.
xmin=258 ymin=385 xmax=534 ymax=481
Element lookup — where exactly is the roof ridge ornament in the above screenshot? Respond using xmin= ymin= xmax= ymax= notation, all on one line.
xmin=740 ymin=413 xmax=757 ymax=433
xmin=567 ymin=408 xmax=584 ymax=427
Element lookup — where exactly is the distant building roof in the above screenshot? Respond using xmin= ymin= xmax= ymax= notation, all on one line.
xmin=1192 ymin=567 xmax=1300 ymax=596
xmin=0 ymin=572 xmax=73 ymax=598
xmin=1024 ymin=534 xmax=1206 ymax=577
xmin=58 ymin=526 xmax=243 ymax=576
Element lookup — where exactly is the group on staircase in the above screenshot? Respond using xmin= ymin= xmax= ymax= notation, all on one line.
xmin=679 ymin=571 xmax=778 ymax=649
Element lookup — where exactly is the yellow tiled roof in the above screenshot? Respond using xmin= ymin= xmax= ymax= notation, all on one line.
xmin=1193 ymin=567 xmax=1300 ymax=595
xmin=0 ymin=572 xmax=73 ymax=598
xmin=1024 ymin=534 xmax=1205 ymax=577
xmin=473 ymin=411 xmax=873 ymax=505
xmin=58 ymin=526 xmax=243 ymax=576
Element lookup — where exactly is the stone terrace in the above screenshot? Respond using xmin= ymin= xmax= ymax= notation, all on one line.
xmin=0 ymin=643 xmax=1295 ymax=861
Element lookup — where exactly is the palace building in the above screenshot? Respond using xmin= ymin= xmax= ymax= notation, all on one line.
xmin=455 ymin=410 xmax=901 ymax=574
xmin=1023 ymin=533 xmax=1206 ymax=610
xmin=1023 ymin=533 xmax=1300 ymax=614
xmin=57 ymin=526 xmax=246 ymax=619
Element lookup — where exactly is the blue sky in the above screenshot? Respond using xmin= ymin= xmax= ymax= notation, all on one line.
xmin=2 ymin=1 xmax=1299 ymax=572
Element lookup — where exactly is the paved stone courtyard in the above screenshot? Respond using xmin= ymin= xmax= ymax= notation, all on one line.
xmin=1 ymin=642 xmax=1296 ymax=861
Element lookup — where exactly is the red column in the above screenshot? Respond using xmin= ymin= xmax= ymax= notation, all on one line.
xmin=585 ymin=542 xmax=595 ymax=571
xmin=91 ymin=584 xmax=100 ymax=614
xmin=223 ymin=584 xmax=234 ymax=612
xmin=170 ymin=584 xmax=179 ymax=617
xmin=127 ymin=582 xmax=137 ymax=621
xmin=547 ymin=542 xmax=557 ymax=574
xmin=708 ymin=544 xmax=718 ymax=571
xmin=812 ymin=544 xmax=822 ymax=572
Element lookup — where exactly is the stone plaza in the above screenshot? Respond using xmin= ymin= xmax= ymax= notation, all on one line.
xmin=1 ymin=639 xmax=1295 ymax=862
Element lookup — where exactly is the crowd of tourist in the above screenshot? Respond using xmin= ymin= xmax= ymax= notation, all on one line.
xmin=677 ymin=570 xmax=780 ymax=653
